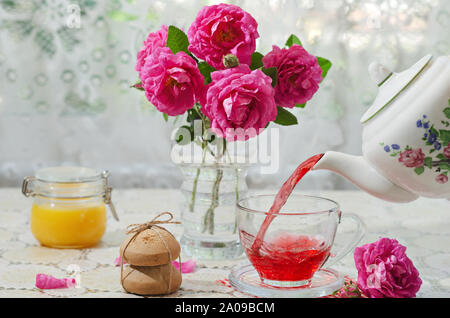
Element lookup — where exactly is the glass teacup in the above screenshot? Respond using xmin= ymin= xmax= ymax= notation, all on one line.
xmin=237 ymin=194 xmax=365 ymax=287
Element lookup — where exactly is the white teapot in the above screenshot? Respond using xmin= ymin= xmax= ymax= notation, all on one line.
xmin=313 ymin=55 xmax=450 ymax=202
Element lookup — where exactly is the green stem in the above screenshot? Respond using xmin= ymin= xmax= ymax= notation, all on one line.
xmin=189 ymin=142 xmax=207 ymax=212
xmin=225 ymin=148 xmax=241 ymax=234
xmin=432 ymin=159 xmax=450 ymax=167
xmin=189 ymin=169 xmax=200 ymax=212
xmin=233 ymin=166 xmax=240 ymax=234
xmin=188 ymin=104 xmax=209 ymax=213
xmin=203 ymin=168 xmax=223 ymax=234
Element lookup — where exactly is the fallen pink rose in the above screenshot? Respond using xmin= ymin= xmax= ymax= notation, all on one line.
xmin=35 ymin=274 xmax=76 ymax=289
xmin=354 ymin=238 xmax=422 ymax=298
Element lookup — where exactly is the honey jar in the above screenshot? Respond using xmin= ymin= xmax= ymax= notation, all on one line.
xmin=22 ymin=166 xmax=119 ymax=249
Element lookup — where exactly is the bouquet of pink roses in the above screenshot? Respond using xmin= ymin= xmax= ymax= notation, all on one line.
xmin=133 ymin=3 xmax=331 ymax=234
xmin=134 ymin=3 xmax=331 ymax=142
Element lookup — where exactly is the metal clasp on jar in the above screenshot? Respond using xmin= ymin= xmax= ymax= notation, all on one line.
xmin=22 ymin=176 xmax=36 ymax=197
xmin=102 ymin=171 xmax=119 ymax=221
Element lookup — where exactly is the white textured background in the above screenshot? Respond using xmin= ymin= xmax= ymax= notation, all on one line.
xmin=0 ymin=0 xmax=448 ymax=189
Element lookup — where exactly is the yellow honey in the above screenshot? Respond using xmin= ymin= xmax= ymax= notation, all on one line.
xmin=31 ymin=201 xmax=106 ymax=248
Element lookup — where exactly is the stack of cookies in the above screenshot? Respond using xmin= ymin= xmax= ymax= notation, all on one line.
xmin=119 ymin=214 xmax=182 ymax=296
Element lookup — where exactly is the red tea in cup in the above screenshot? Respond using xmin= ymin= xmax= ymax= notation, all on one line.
xmin=241 ymin=231 xmax=331 ymax=284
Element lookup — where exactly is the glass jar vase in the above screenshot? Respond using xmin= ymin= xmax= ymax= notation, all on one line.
xmin=179 ymin=162 xmax=248 ymax=260
xmin=22 ymin=166 xmax=118 ymax=249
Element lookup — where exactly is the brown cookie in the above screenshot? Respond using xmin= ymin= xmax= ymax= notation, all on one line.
xmin=121 ymin=263 xmax=182 ymax=296
xmin=120 ymin=227 xmax=180 ymax=266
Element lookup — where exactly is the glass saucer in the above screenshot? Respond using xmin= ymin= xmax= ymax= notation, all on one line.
xmin=229 ymin=263 xmax=344 ymax=298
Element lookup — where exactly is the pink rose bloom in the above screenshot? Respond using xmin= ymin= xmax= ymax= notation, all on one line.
xmin=436 ymin=174 xmax=448 ymax=184
xmin=354 ymin=238 xmax=422 ymax=298
xmin=398 ymin=148 xmax=425 ymax=168
xmin=140 ymin=47 xmax=205 ymax=116
xmin=187 ymin=4 xmax=259 ymax=70
xmin=135 ymin=25 xmax=168 ymax=73
xmin=443 ymin=143 xmax=450 ymax=159
xmin=202 ymin=65 xmax=277 ymax=141
xmin=262 ymin=44 xmax=322 ymax=108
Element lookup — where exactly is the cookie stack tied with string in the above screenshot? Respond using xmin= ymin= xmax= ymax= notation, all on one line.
xmin=120 ymin=212 xmax=182 ymax=296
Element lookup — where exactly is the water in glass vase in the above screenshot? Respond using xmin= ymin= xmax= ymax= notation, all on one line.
xmin=179 ymin=163 xmax=249 ymax=260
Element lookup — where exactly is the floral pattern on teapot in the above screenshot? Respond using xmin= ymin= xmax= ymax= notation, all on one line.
xmin=381 ymin=101 xmax=450 ymax=185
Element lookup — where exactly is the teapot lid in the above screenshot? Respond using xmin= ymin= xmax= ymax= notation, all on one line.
xmin=360 ymin=54 xmax=433 ymax=123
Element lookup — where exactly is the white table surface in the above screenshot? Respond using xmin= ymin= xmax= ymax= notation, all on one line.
xmin=0 ymin=188 xmax=449 ymax=298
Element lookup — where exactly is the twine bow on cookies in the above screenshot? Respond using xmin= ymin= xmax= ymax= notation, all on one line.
xmin=120 ymin=212 xmax=182 ymax=295
xmin=126 ymin=211 xmax=181 ymax=235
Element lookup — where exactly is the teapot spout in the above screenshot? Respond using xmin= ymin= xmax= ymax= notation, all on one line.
xmin=312 ymin=151 xmax=418 ymax=203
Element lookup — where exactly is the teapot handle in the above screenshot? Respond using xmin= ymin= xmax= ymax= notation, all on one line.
xmin=324 ymin=213 xmax=366 ymax=267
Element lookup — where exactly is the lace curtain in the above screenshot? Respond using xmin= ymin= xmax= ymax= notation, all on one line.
xmin=0 ymin=0 xmax=448 ymax=189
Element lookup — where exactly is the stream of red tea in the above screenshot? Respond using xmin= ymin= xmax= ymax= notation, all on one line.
xmin=244 ymin=154 xmax=327 ymax=282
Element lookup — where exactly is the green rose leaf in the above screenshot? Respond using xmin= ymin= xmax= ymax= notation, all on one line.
xmin=250 ymin=51 xmax=264 ymax=70
xmin=187 ymin=108 xmax=200 ymax=123
xmin=440 ymin=162 xmax=450 ymax=171
xmin=444 ymin=107 xmax=450 ymax=119
xmin=296 ymin=103 xmax=306 ymax=108
xmin=424 ymin=157 xmax=433 ymax=169
xmin=285 ymin=34 xmax=303 ymax=48
xmin=437 ymin=153 xmax=446 ymax=160
xmin=429 ymin=126 xmax=439 ymax=137
xmin=167 ymin=25 xmax=189 ymax=54
xmin=162 ymin=113 xmax=169 ymax=122
xmin=439 ymin=129 xmax=450 ymax=145
xmin=198 ymin=61 xmax=216 ymax=84
xmin=317 ymin=57 xmax=332 ymax=80
xmin=274 ymin=106 xmax=298 ymax=126
xmin=262 ymin=67 xmax=278 ymax=87
xmin=131 ymin=81 xmax=144 ymax=91
xmin=414 ymin=166 xmax=425 ymax=175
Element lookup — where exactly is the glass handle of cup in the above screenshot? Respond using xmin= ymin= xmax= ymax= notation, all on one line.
xmin=325 ymin=213 xmax=366 ymax=268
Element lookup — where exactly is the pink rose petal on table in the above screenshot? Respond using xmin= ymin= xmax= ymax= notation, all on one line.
xmin=114 ymin=256 xmax=126 ymax=266
xmin=172 ymin=259 xmax=196 ymax=273
xmin=36 ymin=274 xmax=76 ymax=289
